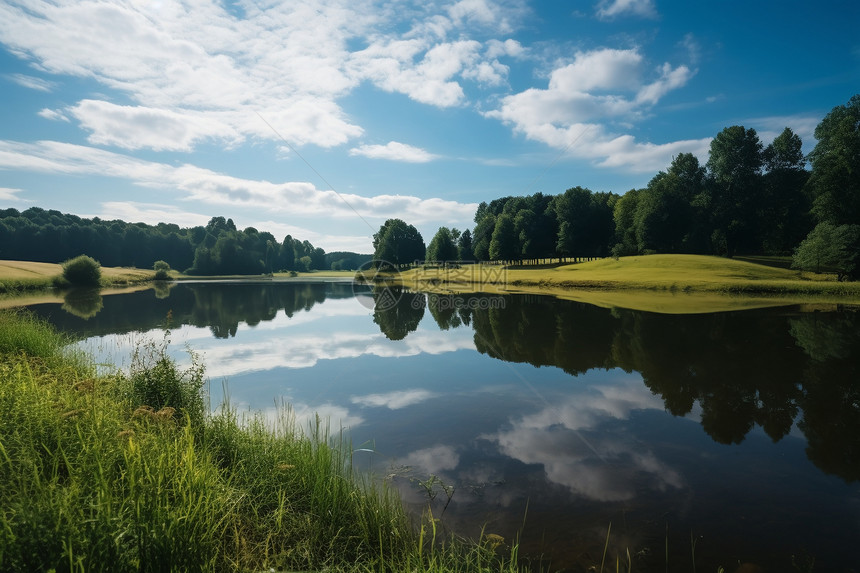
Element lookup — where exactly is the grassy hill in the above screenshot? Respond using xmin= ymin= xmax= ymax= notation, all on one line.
xmin=391 ymin=254 xmax=860 ymax=313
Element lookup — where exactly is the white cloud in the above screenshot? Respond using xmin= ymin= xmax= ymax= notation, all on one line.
xmin=94 ymin=202 xmax=213 ymax=227
xmin=351 ymin=389 xmax=438 ymax=409
xmin=448 ymin=0 xmax=508 ymax=31
xmin=486 ymin=39 xmax=525 ymax=59
xmin=551 ymin=48 xmax=643 ymax=92
xmin=37 ymin=108 xmax=70 ymax=122
xmin=0 ymin=140 xmax=478 ymax=226
xmin=484 ymin=47 xmax=704 ymax=172
xmin=635 ymin=63 xmax=694 ymax=105
xmin=246 ymin=219 xmax=372 ymax=253
xmin=0 ymin=187 xmax=27 ymax=202
xmin=180 ymin=320 xmax=475 ymax=378
xmin=349 ymin=141 xmax=440 ymax=163
xmin=8 ymin=73 xmax=55 ymax=91
xmin=69 ymin=100 xmax=239 ymax=152
xmin=743 ymin=114 xmax=821 ymax=151
xmin=0 ymin=0 xmax=524 ymax=150
xmin=0 ymin=0 xmax=366 ymax=150
xmin=595 ymin=0 xmax=657 ymax=20
xmin=396 ymin=444 xmax=460 ymax=474
xmin=485 ymin=375 xmax=684 ymax=501
xmin=349 ymin=39 xmax=485 ymax=107
xmin=257 ymin=403 xmax=365 ymax=433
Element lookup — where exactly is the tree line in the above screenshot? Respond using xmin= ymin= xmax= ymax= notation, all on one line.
xmin=0 ymin=209 xmax=368 ymax=275
xmin=376 ymin=94 xmax=859 ymax=278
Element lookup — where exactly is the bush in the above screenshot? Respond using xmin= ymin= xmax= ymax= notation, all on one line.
xmin=61 ymin=255 xmax=102 ymax=287
xmin=792 ymin=222 xmax=860 ymax=281
xmin=153 ymin=260 xmax=171 ymax=281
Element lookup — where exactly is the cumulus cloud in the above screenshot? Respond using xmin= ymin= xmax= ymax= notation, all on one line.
xmin=484 ymin=47 xmax=704 ymax=172
xmin=349 ymin=141 xmax=439 ymax=163
xmin=349 ymin=39 xmax=489 ymax=107
xmin=69 ymin=100 xmax=239 ymax=152
xmin=595 ymin=0 xmax=658 ymax=20
xmin=351 ymin=389 xmax=438 ymax=409
xmin=0 ymin=140 xmax=477 ymax=225
xmin=484 ymin=376 xmax=684 ymax=501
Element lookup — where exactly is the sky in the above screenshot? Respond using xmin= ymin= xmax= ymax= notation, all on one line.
xmin=1 ymin=0 xmax=858 ymax=254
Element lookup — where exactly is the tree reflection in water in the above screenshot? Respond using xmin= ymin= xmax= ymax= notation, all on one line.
xmin=419 ymin=295 xmax=858 ymax=483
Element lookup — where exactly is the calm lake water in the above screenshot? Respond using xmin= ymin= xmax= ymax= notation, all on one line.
xmin=24 ymin=281 xmax=860 ymax=572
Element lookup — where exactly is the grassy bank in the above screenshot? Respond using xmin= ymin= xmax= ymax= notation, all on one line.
xmin=0 ymin=260 xmax=155 ymax=295
xmin=376 ymin=255 xmax=860 ymax=313
xmin=0 ymin=310 xmax=522 ymax=573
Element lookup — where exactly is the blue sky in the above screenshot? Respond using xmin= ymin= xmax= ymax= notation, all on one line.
xmin=1 ymin=0 xmax=858 ymax=253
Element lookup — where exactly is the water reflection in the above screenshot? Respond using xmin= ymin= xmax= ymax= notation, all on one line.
xmin=61 ymin=288 xmax=103 ymax=319
xmin=465 ymin=296 xmax=859 ymax=481
xmin=372 ymin=286 xmax=425 ymax=340
xmin=24 ymin=283 xmax=860 ymax=570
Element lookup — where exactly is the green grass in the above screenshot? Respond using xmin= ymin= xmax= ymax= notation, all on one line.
xmin=0 ymin=260 xmax=156 ymax=294
xmin=390 ymin=255 xmax=860 ymax=313
xmin=0 ymin=310 xmax=525 ymax=573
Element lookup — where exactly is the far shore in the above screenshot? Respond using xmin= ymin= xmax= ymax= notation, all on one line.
xmin=360 ymin=255 xmax=860 ymax=314
xmin=4 ymin=255 xmax=859 ymax=315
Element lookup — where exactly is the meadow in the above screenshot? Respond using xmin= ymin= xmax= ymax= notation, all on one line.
xmin=0 ymin=260 xmax=155 ymax=294
xmin=386 ymin=254 xmax=860 ymax=313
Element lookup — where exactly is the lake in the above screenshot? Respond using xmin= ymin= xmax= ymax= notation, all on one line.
xmin=23 ymin=280 xmax=860 ymax=572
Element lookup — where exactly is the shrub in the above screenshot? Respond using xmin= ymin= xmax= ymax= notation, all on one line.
xmin=153 ymin=260 xmax=171 ymax=281
xmin=61 ymin=255 xmax=102 ymax=287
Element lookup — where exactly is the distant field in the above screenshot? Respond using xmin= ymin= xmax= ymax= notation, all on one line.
xmin=0 ymin=260 xmax=62 ymax=279
xmin=0 ymin=260 xmax=154 ymax=293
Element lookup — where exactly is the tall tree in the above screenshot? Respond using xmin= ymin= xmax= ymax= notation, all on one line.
xmin=806 ymin=94 xmax=860 ymax=226
xmin=705 ymin=126 xmax=764 ymax=256
xmin=472 ymin=213 xmax=496 ymax=261
xmin=489 ymin=214 xmax=518 ymax=261
xmin=426 ymin=227 xmax=458 ymax=263
xmin=761 ymin=127 xmax=812 ymax=252
xmin=457 ymin=229 xmax=474 ymax=261
xmin=633 ymin=154 xmax=705 ymax=254
xmin=553 ymin=186 xmax=593 ymax=258
xmin=373 ymin=219 xmax=425 ymax=268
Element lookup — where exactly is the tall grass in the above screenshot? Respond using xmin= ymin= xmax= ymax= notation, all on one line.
xmin=0 ymin=310 xmax=525 ymax=573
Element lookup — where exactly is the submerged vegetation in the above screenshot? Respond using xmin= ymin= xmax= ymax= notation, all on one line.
xmin=0 ymin=310 xmax=526 ymax=573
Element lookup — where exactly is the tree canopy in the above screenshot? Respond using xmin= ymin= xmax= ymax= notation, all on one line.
xmin=0 ymin=208 xmax=363 ymax=276
xmin=445 ymin=93 xmax=858 ymax=275
xmin=806 ymin=94 xmax=860 ymax=226
xmin=372 ymin=219 xmax=425 ymax=269
xmin=426 ymin=227 xmax=458 ymax=263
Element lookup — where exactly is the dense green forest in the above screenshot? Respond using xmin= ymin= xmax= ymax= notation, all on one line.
xmin=411 ymin=94 xmax=860 ymax=277
xmin=0 ymin=209 xmax=369 ymax=274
